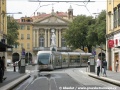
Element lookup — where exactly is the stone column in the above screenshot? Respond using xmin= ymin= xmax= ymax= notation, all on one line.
xmin=48 ymin=29 xmax=50 ymax=47
xmin=33 ymin=30 xmax=35 ymax=47
xmin=45 ymin=29 xmax=47 ymax=47
xmin=59 ymin=29 xmax=61 ymax=47
xmin=37 ymin=30 xmax=39 ymax=47
xmin=56 ymin=29 xmax=58 ymax=47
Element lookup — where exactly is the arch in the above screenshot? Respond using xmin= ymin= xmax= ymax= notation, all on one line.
xmin=12 ymin=53 xmax=20 ymax=62
xmin=98 ymin=52 xmax=106 ymax=60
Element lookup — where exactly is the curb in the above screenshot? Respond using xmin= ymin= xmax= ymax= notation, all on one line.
xmin=0 ymin=74 xmax=30 ymax=90
xmin=87 ymin=72 xmax=120 ymax=86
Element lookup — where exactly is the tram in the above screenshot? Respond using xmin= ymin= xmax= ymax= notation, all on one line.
xmin=37 ymin=51 xmax=92 ymax=71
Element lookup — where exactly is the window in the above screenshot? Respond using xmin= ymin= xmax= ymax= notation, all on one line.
xmin=118 ymin=5 xmax=120 ymax=26
xmin=20 ymin=25 xmax=25 ymax=30
xmin=21 ymin=19 xmax=25 ymax=22
xmin=27 ymin=34 xmax=30 ymax=39
xmin=108 ymin=12 xmax=112 ymax=30
xmin=27 ymin=25 xmax=30 ymax=30
xmin=21 ymin=43 xmax=24 ymax=48
xmin=14 ymin=44 xmax=18 ymax=48
xmin=61 ymin=38 xmax=66 ymax=47
xmin=114 ymin=7 xmax=117 ymax=28
xmin=27 ymin=43 xmax=30 ymax=49
xmin=2 ymin=0 xmax=4 ymax=4
xmin=21 ymin=34 xmax=24 ymax=39
xmin=108 ymin=0 xmax=111 ymax=4
xmin=39 ymin=37 xmax=44 ymax=47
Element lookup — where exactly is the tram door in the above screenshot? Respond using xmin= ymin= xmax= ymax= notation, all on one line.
xmin=69 ymin=54 xmax=80 ymax=67
xmin=53 ymin=53 xmax=62 ymax=68
xmin=61 ymin=53 xmax=69 ymax=68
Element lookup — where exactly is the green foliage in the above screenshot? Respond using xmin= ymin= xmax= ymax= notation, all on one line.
xmin=7 ymin=16 xmax=19 ymax=46
xmin=64 ymin=10 xmax=106 ymax=52
xmin=95 ymin=10 xmax=106 ymax=45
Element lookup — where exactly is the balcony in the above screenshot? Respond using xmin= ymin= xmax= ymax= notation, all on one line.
xmin=33 ymin=47 xmax=71 ymax=51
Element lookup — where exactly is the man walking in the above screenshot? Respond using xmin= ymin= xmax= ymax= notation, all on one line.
xmin=96 ymin=57 xmax=101 ymax=76
xmin=102 ymin=58 xmax=107 ymax=77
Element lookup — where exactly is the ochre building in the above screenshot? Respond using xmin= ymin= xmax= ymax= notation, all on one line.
xmin=106 ymin=0 xmax=120 ymax=71
xmin=8 ymin=6 xmax=74 ymax=63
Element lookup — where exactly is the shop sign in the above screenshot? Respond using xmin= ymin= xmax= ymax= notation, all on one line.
xmin=108 ymin=40 xmax=114 ymax=48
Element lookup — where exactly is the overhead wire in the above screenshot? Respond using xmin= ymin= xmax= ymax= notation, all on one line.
xmin=30 ymin=2 xmax=58 ymax=17
xmin=30 ymin=2 xmax=41 ymax=16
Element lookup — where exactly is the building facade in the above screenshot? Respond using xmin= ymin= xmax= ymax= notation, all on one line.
xmin=0 ymin=0 xmax=9 ymax=66
xmin=8 ymin=7 xmax=74 ymax=63
xmin=106 ymin=0 xmax=120 ymax=71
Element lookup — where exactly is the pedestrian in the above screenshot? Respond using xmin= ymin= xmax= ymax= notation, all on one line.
xmin=1 ymin=56 xmax=5 ymax=77
xmin=116 ymin=60 xmax=119 ymax=72
xmin=102 ymin=58 xmax=107 ymax=77
xmin=87 ymin=60 xmax=90 ymax=72
xmin=13 ymin=62 xmax=16 ymax=72
xmin=0 ymin=57 xmax=3 ymax=83
xmin=96 ymin=57 xmax=101 ymax=76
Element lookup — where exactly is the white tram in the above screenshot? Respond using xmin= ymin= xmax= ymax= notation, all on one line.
xmin=37 ymin=51 xmax=92 ymax=71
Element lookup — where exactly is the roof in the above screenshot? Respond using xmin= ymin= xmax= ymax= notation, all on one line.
xmin=16 ymin=11 xmax=69 ymax=23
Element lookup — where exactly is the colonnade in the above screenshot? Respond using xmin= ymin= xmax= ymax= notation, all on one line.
xmin=33 ymin=28 xmax=63 ymax=48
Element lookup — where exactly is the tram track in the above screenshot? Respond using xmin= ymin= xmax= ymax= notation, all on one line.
xmin=70 ymin=68 xmax=120 ymax=90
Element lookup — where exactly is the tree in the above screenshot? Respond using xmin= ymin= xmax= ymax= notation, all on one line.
xmin=64 ymin=15 xmax=95 ymax=52
xmin=95 ymin=10 xmax=106 ymax=45
xmin=64 ymin=10 xmax=106 ymax=52
xmin=7 ymin=16 xmax=19 ymax=46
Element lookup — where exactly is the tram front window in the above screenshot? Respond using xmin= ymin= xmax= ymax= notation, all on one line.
xmin=38 ymin=53 xmax=50 ymax=65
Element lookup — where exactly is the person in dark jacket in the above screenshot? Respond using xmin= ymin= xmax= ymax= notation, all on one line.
xmin=102 ymin=58 xmax=107 ymax=77
xmin=1 ymin=56 xmax=5 ymax=77
xmin=0 ymin=57 xmax=3 ymax=83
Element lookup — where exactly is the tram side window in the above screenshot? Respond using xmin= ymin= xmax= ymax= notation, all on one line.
xmin=62 ymin=55 xmax=68 ymax=63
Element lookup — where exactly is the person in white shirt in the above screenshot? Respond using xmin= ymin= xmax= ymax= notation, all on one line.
xmin=96 ymin=57 xmax=101 ymax=76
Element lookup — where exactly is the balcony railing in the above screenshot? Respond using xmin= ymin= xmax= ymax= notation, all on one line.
xmin=33 ymin=47 xmax=71 ymax=51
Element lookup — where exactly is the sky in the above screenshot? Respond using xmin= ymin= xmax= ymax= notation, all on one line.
xmin=6 ymin=0 xmax=106 ymax=19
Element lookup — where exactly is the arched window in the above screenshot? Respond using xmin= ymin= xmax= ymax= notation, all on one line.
xmin=39 ymin=36 xmax=44 ymax=47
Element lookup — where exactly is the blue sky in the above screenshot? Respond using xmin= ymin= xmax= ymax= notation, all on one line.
xmin=7 ymin=0 xmax=106 ymax=19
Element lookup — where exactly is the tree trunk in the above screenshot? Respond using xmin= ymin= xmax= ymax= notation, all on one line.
xmin=87 ymin=45 xmax=92 ymax=53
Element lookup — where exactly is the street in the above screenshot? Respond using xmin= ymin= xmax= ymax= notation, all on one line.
xmin=10 ymin=65 xmax=120 ymax=90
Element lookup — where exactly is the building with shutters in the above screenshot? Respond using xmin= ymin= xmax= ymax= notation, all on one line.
xmin=8 ymin=6 xmax=75 ymax=63
xmin=106 ymin=0 xmax=120 ymax=71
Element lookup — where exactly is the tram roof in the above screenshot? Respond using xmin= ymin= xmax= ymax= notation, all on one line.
xmin=60 ymin=52 xmax=92 ymax=56
xmin=37 ymin=51 xmax=52 ymax=55
xmin=37 ymin=51 xmax=92 ymax=56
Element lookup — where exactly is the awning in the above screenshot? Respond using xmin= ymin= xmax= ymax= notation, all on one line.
xmin=115 ymin=46 xmax=120 ymax=48
xmin=0 ymin=41 xmax=13 ymax=48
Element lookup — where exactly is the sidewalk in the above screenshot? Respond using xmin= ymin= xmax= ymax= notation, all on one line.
xmin=86 ymin=67 xmax=120 ymax=86
xmin=0 ymin=67 xmax=30 ymax=90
